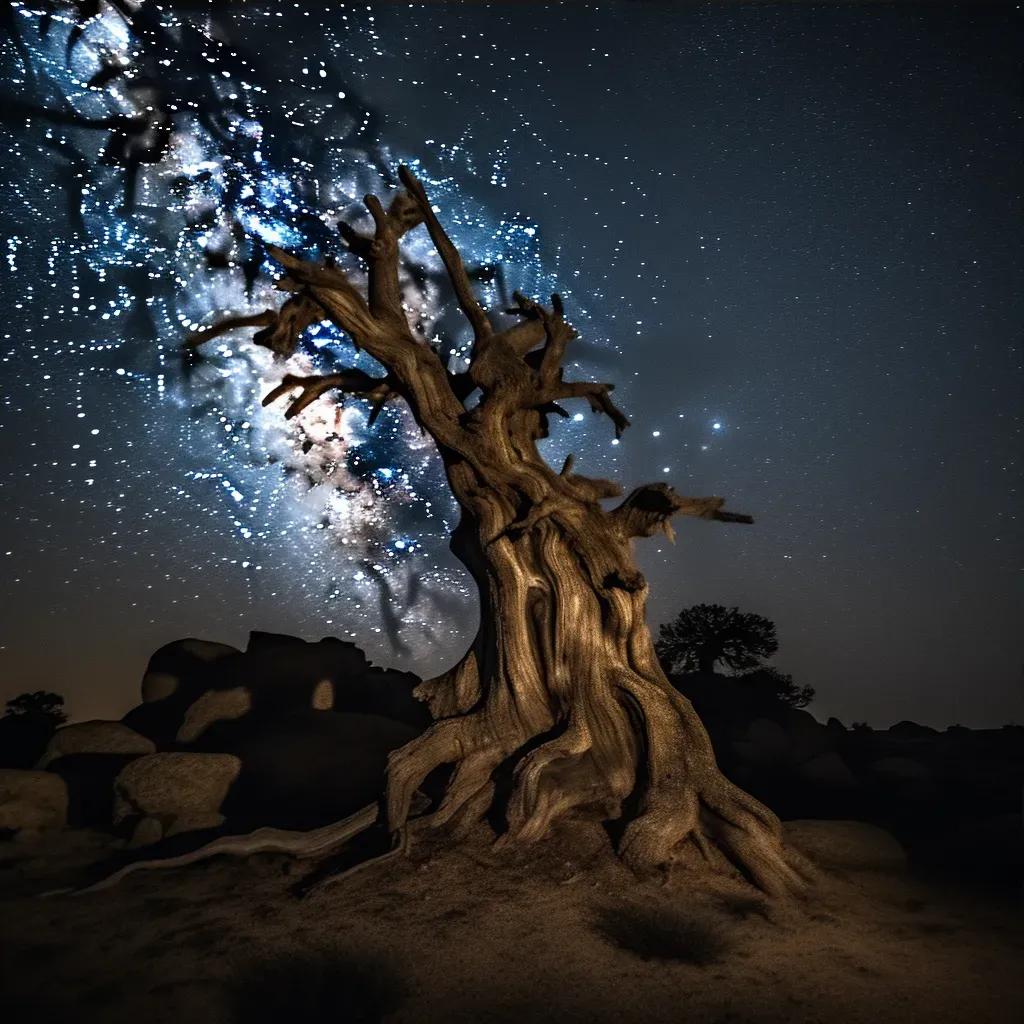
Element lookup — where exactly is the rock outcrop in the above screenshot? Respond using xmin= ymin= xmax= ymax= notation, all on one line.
xmin=798 ymin=750 xmax=858 ymax=788
xmin=0 ymin=769 xmax=68 ymax=833
xmin=37 ymin=720 xmax=155 ymax=769
xmin=140 ymin=638 xmax=242 ymax=704
xmin=175 ymin=686 xmax=252 ymax=743
xmin=123 ymin=638 xmax=243 ymax=748
xmin=121 ymin=631 xmax=430 ymax=754
xmin=45 ymin=753 xmax=146 ymax=828
xmin=113 ymin=752 xmax=242 ymax=846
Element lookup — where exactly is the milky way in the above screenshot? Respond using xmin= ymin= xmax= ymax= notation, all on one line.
xmin=2 ymin=3 xmax=1021 ymax=729
xmin=1 ymin=1 xmax=631 ymax=683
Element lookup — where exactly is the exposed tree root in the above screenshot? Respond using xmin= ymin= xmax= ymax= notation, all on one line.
xmin=386 ymin=624 xmax=819 ymax=899
xmin=41 ymin=793 xmax=431 ymax=898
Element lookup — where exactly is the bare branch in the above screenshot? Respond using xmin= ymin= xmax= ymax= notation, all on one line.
xmin=337 ymin=219 xmax=373 ymax=260
xmin=359 ymin=193 xmax=405 ymax=326
xmin=502 ymin=292 xmax=575 ymax=351
xmin=609 ymin=485 xmax=753 ymax=543
xmin=539 ymin=380 xmax=630 ymax=438
xmin=263 ymin=247 xmax=469 ymax=449
xmin=266 ymin=244 xmax=379 ymax=344
xmin=556 ymin=456 xmax=624 ymax=502
xmin=535 ymin=294 xmax=576 ymax=386
xmin=184 ymin=311 xmax=274 ymax=349
xmin=262 ymin=369 xmax=395 ymax=420
xmin=564 ymin=475 xmax=623 ymax=501
xmin=501 ymin=318 xmax=548 ymax=357
xmin=336 ymin=191 xmax=423 ymax=325
xmin=398 ymin=165 xmax=492 ymax=343
xmin=184 ymin=292 xmax=328 ymax=358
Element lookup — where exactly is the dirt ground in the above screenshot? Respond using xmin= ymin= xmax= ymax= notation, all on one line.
xmin=1 ymin=818 xmax=1021 ymax=1024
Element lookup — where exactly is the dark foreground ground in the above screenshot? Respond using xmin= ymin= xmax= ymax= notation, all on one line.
xmin=0 ymin=816 xmax=1021 ymax=1024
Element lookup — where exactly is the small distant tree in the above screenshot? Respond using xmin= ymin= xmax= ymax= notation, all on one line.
xmin=850 ymin=721 xmax=872 ymax=733
xmin=3 ymin=691 xmax=67 ymax=726
xmin=736 ymin=666 xmax=815 ymax=711
xmin=655 ymin=604 xmax=778 ymax=676
xmin=0 ymin=691 xmax=67 ymax=769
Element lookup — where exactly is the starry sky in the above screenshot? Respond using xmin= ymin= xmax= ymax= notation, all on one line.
xmin=0 ymin=2 xmax=1021 ymax=731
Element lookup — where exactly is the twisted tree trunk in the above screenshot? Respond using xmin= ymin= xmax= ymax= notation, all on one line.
xmin=185 ymin=166 xmax=816 ymax=897
xmin=389 ymin=458 xmax=812 ymax=896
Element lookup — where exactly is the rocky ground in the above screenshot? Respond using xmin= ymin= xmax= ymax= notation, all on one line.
xmin=0 ymin=815 xmax=1021 ymax=1024
xmin=2 ymin=637 xmax=1021 ymax=1021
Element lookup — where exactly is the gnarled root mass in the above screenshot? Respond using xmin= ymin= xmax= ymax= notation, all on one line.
xmin=385 ymin=520 xmax=819 ymax=901
xmin=387 ymin=666 xmax=817 ymax=899
xmin=43 ymin=793 xmax=431 ymax=898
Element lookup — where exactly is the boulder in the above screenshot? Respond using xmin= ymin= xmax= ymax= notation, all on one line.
xmin=221 ymin=711 xmax=418 ymax=830
xmin=45 ymin=753 xmax=146 ymax=827
xmin=732 ymin=718 xmax=790 ymax=768
xmin=36 ymin=720 xmax=155 ymax=769
xmin=190 ymin=640 xmax=430 ymax=750
xmin=869 ymin=756 xmax=937 ymax=799
xmin=777 ymin=709 xmax=832 ymax=763
xmin=0 ymin=769 xmax=68 ymax=831
xmin=246 ymin=630 xmax=308 ymax=651
xmin=798 ymin=750 xmax=858 ymax=788
xmin=223 ymin=636 xmax=428 ymax=724
xmin=122 ymin=639 xmax=243 ymax=749
xmin=126 ymin=633 xmax=432 ymax=754
xmin=888 ymin=720 xmax=940 ymax=740
xmin=311 ymin=679 xmax=335 ymax=710
xmin=140 ymin=638 xmax=241 ymax=704
xmin=176 ymin=686 xmax=252 ymax=743
xmin=113 ymin=752 xmax=241 ymax=843
xmin=782 ymin=819 xmax=906 ymax=872
xmin=128 ymin=815 xmax=166 ymax=849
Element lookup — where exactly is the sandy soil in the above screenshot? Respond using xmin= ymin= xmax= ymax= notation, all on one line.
xmin=0 ymin=819 xmax=1021 ymax=1024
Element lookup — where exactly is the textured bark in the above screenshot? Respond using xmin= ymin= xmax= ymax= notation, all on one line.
xmin=187 ymin=167 xmax=817 ymax=897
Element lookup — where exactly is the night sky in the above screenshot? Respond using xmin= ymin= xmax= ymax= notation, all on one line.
xmin=0 ymin=2 xmax=1020 ymax=731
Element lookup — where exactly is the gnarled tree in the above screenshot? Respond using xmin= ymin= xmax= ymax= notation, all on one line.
xmin=188 ymin=167 xmax=816 ymax=897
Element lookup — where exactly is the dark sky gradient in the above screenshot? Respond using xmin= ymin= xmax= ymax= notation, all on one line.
xmin=1 ymin=2 xmax=1021 ymax=730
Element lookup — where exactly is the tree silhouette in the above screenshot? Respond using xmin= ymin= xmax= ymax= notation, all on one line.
xmin=3 ymin=691 xmax=68 ymax=725
xmin=734 ymin=667 xmax=815 ymax=711
xmin=655 ymin=604 xmax=779 ymax=676
xmin=0 ymin=691 xmax=67 ymax=769
xmin=180 ymin=165 xmax=817 ymax=897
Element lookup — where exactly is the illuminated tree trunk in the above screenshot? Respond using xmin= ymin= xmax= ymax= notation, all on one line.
xmin=388 ymin=455 xmax=813 ymax=895
xmin=188 ymin=167 xmax=816 ymax=897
